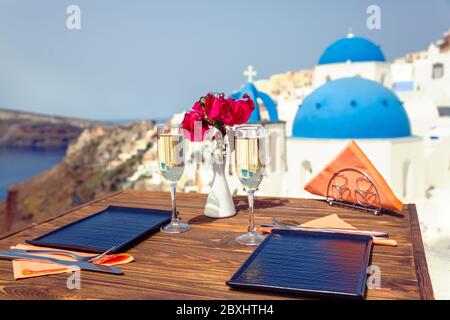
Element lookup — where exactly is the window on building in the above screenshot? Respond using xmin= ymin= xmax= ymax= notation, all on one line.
xmin=393 ymin=82 xmax=414 ymax=92
xmin=438 ymin=106 xmax=450 ymax=117
xmin=300 ymin=160 xmax=313 ymax=188
xmin=269 ymin=131 xmax=277 ymax=173
xmin=432 ymin=63 xmax=444 ymax=79
xmin=402 ymin=160 xmax=413 ymax=199
xmin=257 ymin=98 xmax=270 ymax=121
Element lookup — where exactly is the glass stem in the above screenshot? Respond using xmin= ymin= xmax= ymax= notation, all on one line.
xmin=170 ymin=183 xmax=179 ymax=223
xmin=247 ymin=188 xmax=256 ymax=234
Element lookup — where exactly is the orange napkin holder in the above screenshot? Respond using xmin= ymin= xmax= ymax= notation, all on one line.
xmin=304 ymin=141 xmax=404 ymax=214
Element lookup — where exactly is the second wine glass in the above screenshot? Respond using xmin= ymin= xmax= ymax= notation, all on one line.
xmin=234 ymin=125 xmax=267 ymax=246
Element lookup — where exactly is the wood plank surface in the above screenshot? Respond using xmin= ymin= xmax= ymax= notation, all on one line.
xmin=0 ymin=190 xmax=434 ymax=300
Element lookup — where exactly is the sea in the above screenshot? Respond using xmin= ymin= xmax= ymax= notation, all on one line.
xmin=0 ymin=147 xmax=66 ymax=201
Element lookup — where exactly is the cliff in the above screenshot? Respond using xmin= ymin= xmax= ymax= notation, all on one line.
xmin=0 ymin=120 xmax=160 ymax=235
xmin=0 ymin=108 xmax=110 ymax=149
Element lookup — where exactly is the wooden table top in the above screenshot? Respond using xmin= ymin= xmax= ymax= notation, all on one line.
xmin=0 ymin=190 xmax=434 ymax=300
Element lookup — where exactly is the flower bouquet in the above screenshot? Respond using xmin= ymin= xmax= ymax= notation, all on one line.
xmin=181 ymin=92 xmax=255 ymax=218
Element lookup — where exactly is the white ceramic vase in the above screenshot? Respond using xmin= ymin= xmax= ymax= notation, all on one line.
xmin=204 ymin=132 xmax=236 ymax=218
xmin=204 ymin=161 xmax=236 ymax=218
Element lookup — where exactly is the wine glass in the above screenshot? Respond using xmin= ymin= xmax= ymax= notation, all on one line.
xmin=157 ymin=124 xmax=190 ymax=234
xmin=234 ymin=125 xmax=267 ymax=245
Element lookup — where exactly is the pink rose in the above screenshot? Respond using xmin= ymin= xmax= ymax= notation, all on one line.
xmin=181 ymin=110 xmax=210 ymax=141
xmin=223 ymin=94 xmax=255 ymax=126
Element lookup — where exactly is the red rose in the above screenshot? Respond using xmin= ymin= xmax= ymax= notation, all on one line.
xmin=192 ymin=101 xmax=204 ymax=114
xmin=181 ymin=110 xmax=210 ymax=141
xmin=182 ymin=92 xmax=255 ymax=140
xmin=223 ymin=94 xmax=255 ymax=126
xmin=204 ymin=94 xmax=233 ymax=122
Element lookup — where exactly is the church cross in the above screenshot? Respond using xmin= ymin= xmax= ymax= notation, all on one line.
xmin=243 ymin=65 xmax=257 ymax=82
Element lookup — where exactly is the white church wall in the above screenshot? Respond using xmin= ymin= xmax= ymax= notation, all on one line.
xmin=276 ymin=97 xmax=300 ymax=137
xmin=424 ymin=136 xmax=450 ymax=190
xmin=313 ymin=62 xmax=391 ymax=88
xmin=376 ymin=63 xmax=392 ymax=88
xmin=391 ymin=62 xmax=414 ymax=83
xmin=389 ymin=137 xmax=425 ymax=201
xmin=397 ymin=93 xmax=440 ymax=136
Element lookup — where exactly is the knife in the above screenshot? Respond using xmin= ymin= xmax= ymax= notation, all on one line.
xmin=0 ymin=251 xmax=124 ymax=275
xmin=259 ymin=226 xmax=397 ymax=246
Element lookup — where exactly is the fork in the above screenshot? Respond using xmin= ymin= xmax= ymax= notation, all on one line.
xmin=9 ymin=246 xmax=116 ymax=263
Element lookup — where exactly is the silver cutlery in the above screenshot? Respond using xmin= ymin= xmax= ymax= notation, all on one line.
xmin=267 ymin=218 xmax=389 ymax=238
xmin=9 ymin=246 xmax=116 ymax=263
xmin=0 ymin=251 xmax=124 ymax=275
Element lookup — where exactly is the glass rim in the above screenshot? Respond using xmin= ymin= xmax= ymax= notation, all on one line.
xmin=235 ymin=124 xmax=266 ymax=137
xmin=156 ymin=123 xmax=182 ymax=129
xmin=235 ymin=124 xmax=264 ymax=129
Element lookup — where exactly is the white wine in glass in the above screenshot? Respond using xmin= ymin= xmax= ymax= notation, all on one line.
xmin=234 ymin=125 xmax=266 ymax=246
xmin=157 ymin=124 xmax=190 ymax=234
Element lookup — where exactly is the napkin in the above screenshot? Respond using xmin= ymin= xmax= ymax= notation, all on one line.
xmin=11 ymin=244 xmax=134 ymax=279
xmin=300 ymin=213 xmax=356 ymax=229
xmin=260 ymin=214 xmax=397 ymax=246
xmin=304 ymin=140 xmax=403 ymax=212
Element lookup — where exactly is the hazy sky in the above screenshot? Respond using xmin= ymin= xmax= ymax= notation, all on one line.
xmin=1 ymin=0 xmax=450 ymax=120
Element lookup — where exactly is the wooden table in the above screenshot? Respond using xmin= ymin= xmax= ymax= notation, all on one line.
xmin=0 ymin=190 xmax=434 ymax=300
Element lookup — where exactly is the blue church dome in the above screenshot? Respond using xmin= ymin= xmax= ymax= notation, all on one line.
xmin=318 ymin=36 xmax=385 ymax=65
xmin=292 ymin=77 xmax=411 ymax=139
xmin=231 ymin=82 xmax=279 ymax=122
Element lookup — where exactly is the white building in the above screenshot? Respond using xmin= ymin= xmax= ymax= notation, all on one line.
xmin=391 ymin=30 xmax=450 ymax=136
